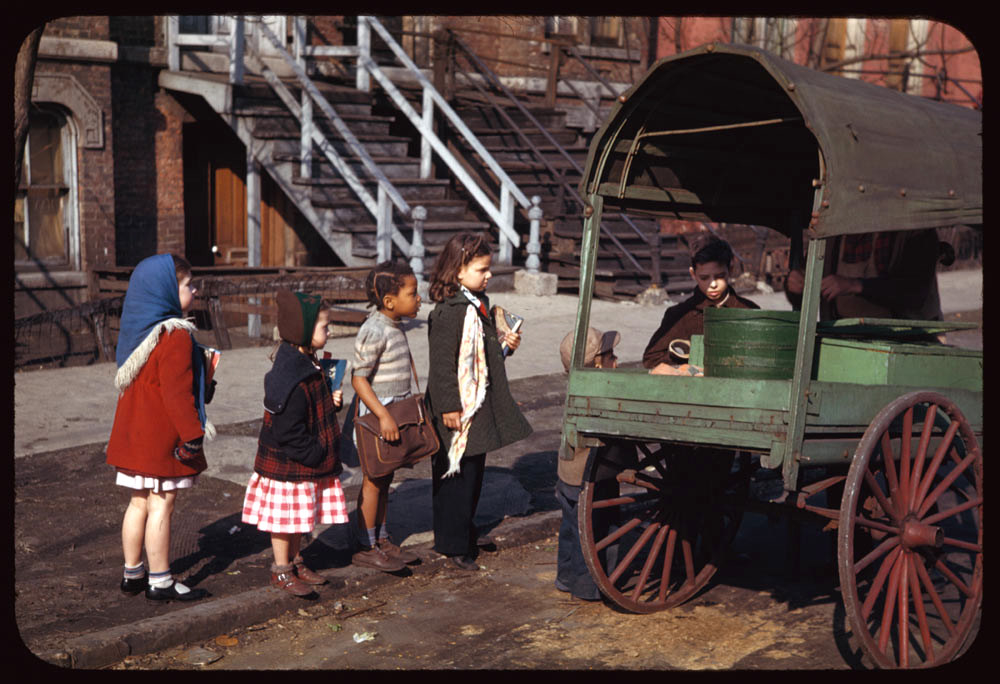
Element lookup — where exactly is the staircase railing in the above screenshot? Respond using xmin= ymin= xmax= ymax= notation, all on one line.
xmin=446 ymin=31 xmax=657 ymax=284
xmin=168 ymin=15 xmax=428 ymax=276
xmin=352 ymin=15 xmax=532 ymax=265
xmin=253 ymin=21 xmax=427 ymax=271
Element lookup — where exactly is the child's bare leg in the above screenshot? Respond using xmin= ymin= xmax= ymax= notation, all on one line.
xmin=122 ymin=492 xmax=149 ymax=567
xmin=358 ymin=475 xmax=391 ymax=546
xmin=271 ymin=533 xmax=293 ymax=566
xmin=375 ymin=472 xmax=394 ymax=536
xmin=144 ymin=489 xmax=177 ymax=574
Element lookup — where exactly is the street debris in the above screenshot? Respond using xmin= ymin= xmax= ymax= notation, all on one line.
xmin=353 ymin=631 xmax=377 ymax=643
xmin=183 ymin=647 xmax=222 ymax=666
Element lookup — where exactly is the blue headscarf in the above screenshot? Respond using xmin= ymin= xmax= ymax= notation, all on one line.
xmin=116 ymin=254 xmax=209 ymax=430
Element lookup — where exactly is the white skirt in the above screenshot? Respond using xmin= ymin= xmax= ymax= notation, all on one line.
xmin=115 ymin=470 xmax=197 ymax=494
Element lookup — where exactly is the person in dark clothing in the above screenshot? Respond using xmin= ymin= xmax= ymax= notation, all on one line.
xmin=643 ymin=234 xmax=759 ymax=372
xmin=241 ymin=290 xmax=347 ymax=598
xmin=784 ymin=228 xmax=943 ymax=321
xmin=555 ymin=327 xmax=621 ymax=601
xmin=425 ymin=232 xmax=533 ymax=571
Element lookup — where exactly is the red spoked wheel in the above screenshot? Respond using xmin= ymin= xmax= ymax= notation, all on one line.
xmin=578 ymin=441 xmax=750 ymax=613
xmin=838 ymin=391 xmax=982 ymax=668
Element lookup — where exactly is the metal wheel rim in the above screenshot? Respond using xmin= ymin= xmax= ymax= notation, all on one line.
xmin=837 ymin=391 xmax=982 ymax=669
xmin=579 ymin=442 xmax=750 ymax=613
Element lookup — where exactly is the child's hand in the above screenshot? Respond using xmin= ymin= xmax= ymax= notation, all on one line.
xmin=379 ymin=413 xmax=400 ymax=442
xmin=331 ymin=389 xmax=343 ymax=408
xmin=442 ymin=411 xmax=462 ymax=430
xmin=502 ymin=330 xmax=521 ymax=352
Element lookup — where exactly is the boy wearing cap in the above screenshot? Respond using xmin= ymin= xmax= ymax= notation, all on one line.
xmin=555 ymin=327 xmax=621 ymax=601
xmin=642 ymin=234 xmax=758 ymax=373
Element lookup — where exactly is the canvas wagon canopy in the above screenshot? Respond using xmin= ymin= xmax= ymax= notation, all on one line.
xmin=580 ymin=43 xmax=982 ymax=238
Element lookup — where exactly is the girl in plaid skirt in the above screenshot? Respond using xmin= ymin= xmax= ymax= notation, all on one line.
xmin=242 ymin=290 xmax=349 ymax=598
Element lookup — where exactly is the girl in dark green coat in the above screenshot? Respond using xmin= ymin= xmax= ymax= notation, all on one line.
xmin=425 ymin=233 xmax=532 ymax=570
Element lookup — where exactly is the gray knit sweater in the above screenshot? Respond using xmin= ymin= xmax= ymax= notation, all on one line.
xmin=352 ymin=310 xmax=413 ymax=398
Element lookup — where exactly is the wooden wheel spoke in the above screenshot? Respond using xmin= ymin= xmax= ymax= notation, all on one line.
xmin=877 ymin=551 xmax=905 ymax=652
xmin=917 ymin=450 xmax=978 ymax=519
xmin=899 ymin=406 xmax=913 ymax=514
xmin=863 ymin=468 xmax=899 ymax=523
xmin=657 ymin=527 xmax=678 ymax=602
xmin=855 ymin=534 xmax=900 ymax=576
xmin=880 ymin=431 xmax=901 ymax=511
xmin=862 ymin=546 xmax=903 ymax=621
xmin=907 ymin=554 xmax=935 ymax=664
xmin=595 ymin=510 xmax=649 ymax=552
xmin=912 ymin=420 xmax=961 ymax=513
xmin=922 ymin=496 xmax=982 ymax=526
xmin=681 ymin=536 xmax=696 ymax=586
xmin=631 ymin=524 xmax=670 ymax=601
xmin=899 ymin=553 xmax=911 ymax=668
xmin=914 ymin=558 xmax=955 ymax=636
xmin=853 ymin=515 xmax=899 ymax=537
xmin=941 ymin=537 xmax=981 ymax=553
xmin=909 ymin=404 xmax=937 ymax=503
xmin=610 ymin=519 xmax=660 ymax=586
xmin=933 ymin=557 xmax=974 ymax=598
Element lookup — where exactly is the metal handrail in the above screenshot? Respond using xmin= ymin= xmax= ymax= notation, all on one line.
xmin=449 ymin=32 xmax=652 ymax=277
xmin=254 ymin=22 xmax=415 ymax=257
xmin=357 ymin=16 xmax=526 ymax=255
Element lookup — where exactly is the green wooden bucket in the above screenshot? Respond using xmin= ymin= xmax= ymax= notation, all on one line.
xmin=703 ymin=308 xmax=800 ymax=379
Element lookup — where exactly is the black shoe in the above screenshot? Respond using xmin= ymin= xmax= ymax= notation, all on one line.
xmin=448 ymin=555 xmax=480 ymax=571
xmin=145 ymin=581 xmax=208 ymax=602
xmin=120 ymin=576 xmax=148 ymax=596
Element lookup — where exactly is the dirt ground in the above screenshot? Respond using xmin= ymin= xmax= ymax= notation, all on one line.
xmin=101 ymin=519 xmax=864 ymax=670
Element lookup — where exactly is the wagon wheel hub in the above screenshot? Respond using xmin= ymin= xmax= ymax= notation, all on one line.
xmin=900 ymin=517 xmax=943 ymax=550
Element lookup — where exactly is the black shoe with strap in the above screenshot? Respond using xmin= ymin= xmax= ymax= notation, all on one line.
xmin=145 ymin=581 xmax=208 ymax=602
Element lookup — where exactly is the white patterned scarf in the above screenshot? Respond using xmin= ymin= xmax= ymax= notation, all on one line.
xmin=444 ymin=288 xmax=489 ymax=477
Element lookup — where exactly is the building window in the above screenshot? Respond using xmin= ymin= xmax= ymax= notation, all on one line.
xmin=546 ymin=16 xmax=580 ymax=40
xmin=15 ymin=106 xmax=78 ymax=270
xmin=590 ymin=17 xmax=623 ymax=47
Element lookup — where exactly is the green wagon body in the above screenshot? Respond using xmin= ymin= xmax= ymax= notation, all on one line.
xmin=561 ymin=43 xmax=982 ymax=667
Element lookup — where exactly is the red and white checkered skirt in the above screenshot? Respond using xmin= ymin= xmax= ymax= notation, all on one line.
xmin=241 ymin=473 xmax=349 ymax=533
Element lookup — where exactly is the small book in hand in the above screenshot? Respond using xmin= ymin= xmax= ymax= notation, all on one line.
xmin=492 ymin=305 xmax=524 ymax=357
xmin=320 ymin=352 xmax=347 ymax=393
xmin=198 ymin=344 xmax=221 ymax=384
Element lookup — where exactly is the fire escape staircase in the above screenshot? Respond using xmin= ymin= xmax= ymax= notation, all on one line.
xmin=159 ymin=15 xmax=538 ymax=279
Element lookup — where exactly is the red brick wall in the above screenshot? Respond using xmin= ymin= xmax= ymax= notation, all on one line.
xmin=44 ymin=15 xmax=109 ymax=41
xmin=154 ymin=91 xmax=189 ymax=256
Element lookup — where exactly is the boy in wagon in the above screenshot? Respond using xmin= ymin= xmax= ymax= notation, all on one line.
xmin=642 ymin=233 xmax=758 ymax=375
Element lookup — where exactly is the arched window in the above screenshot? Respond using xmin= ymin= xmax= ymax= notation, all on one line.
xmin=15 ymin=105 xmax=79 ymax=270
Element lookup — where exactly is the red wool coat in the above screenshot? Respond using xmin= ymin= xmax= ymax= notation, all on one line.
xmin=106 ymin=328 xmax=207 ymax=478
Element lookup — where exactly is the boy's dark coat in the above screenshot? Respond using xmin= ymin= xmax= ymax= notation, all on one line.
xmin=642 ymin=289 xmax=759 ymax=368
xmin=425 ymin=292 xmax=532 ymax=456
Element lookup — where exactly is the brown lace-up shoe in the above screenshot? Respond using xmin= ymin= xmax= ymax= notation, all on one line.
xmin=292 ymin=555 xmax=328 ymax=585
xmin=378 ymin=538 xmax=420 ymax=564
xmin=352 ymin=545 xmax=406 ymax=572
xmin=271 ymin=564 xmax=317 ymax=598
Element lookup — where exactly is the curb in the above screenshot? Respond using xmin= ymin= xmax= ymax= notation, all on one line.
xmin=39 ymin=510 xmax=561 ymax=669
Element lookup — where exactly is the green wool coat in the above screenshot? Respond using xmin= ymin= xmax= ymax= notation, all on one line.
xmin=425 ymin=291 xmax=532 ymax=457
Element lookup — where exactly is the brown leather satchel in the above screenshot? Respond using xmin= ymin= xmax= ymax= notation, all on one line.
xmin=354 ymin=353 xmax=440 ymax=479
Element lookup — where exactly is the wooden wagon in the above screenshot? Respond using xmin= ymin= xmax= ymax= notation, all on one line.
xmin=561 ymin=43 xmax=982 ymax=669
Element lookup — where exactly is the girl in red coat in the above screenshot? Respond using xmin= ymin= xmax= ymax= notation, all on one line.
xmin=106 ymin=253 xmax=214 ymax=602
xmin=241 ymin=290 xmax=348 ymax=598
